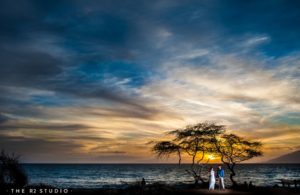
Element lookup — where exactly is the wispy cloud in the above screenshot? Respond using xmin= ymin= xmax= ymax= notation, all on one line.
xmin=244 ymin=35 xmax=270 ymax=47
xmin=0 ymin=0 xmax=299 ymax=162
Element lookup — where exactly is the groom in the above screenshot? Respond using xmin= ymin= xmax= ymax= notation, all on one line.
xmin=217 ymin=165 xmax=225 ymax=190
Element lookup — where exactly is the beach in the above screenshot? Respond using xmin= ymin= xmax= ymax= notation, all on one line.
xmin=5 ymin=183 xmax=298 ymax=195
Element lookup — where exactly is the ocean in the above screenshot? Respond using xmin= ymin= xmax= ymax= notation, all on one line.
xmin=22 ymin=164 xmax=300 ymax=188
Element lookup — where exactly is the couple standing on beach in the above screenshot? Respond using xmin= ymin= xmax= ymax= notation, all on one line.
xmin=209 ymin=165 xmax=225 ymax=190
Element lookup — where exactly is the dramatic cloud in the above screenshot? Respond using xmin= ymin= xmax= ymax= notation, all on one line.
xmin=0 ymin=0 xmax=299 ymax=162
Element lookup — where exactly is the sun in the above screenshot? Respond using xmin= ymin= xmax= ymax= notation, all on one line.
xmin=207 ymin=154 xmax=215 ymax=160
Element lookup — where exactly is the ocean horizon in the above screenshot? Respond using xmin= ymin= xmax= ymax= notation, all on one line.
xmin=22 ymin=164 xmax=300 ymax=188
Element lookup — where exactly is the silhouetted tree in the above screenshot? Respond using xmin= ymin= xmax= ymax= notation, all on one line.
xmin=152 ymin=122 xmax=225 ymax=184
xmin=0 ymin=150 xmax=28 ymax=187
xmin=213 ymin=134 xmax=263 ymax=186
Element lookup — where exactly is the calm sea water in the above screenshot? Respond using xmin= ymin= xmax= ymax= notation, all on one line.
xmin=23 ymin=164 xmax=300 ymax=188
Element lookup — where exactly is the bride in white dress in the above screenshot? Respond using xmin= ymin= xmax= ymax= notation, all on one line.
xmin=208 ymin=167 xmax=215 ymax=190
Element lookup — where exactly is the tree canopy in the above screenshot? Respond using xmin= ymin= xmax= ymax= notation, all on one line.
xmin=151 ymin=122 xmax=263 ymax=186
xmin=213 ymin=133 xmax=263 ymax=185
xmin=152 ymin=122 xmax=225 ymax=184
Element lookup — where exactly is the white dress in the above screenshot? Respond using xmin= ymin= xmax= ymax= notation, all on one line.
xmin=209 ymin=170 xmax=215 ymax=190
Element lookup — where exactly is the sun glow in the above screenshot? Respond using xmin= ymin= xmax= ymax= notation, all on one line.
xmin=207 ymin=154 xmax=215 ymax=160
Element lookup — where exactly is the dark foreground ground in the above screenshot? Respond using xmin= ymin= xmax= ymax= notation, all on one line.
xmin=2 ymin=183 xmax=299 ymax=195
xmin=71 ymin=185 xmax=300 ymax=195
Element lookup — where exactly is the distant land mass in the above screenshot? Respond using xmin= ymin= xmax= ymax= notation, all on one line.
xmin=268 ymin=150 xmax=300 ymax=163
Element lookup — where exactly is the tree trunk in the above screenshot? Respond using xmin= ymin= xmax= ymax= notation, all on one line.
xmin=194 ymin=175 xmax=205 ymax=185
xmin=226 ymin=163 xmax=237 ymax=187
xmin=229 ymin=168 xmax=237 ymax=187
xmin=194 ymin=177 xmax=199 ymax=185
xmin=186 ymin=169 xmax=205 ymax=185
xmin=229 ymin=169 xmax=237 ymax=186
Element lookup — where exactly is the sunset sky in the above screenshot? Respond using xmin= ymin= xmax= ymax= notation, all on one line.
xmin=0 ymin=0 xmax=300 ymax=163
